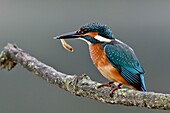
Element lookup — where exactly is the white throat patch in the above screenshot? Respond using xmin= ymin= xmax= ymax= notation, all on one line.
xmin=78 ymin=38 xmax=91 ymax=45
xmin=94 ymin=35 xmax=112 ymax=42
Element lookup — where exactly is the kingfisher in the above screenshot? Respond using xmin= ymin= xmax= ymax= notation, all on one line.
xmin=54 ymin=23 xmax=146 ymax=96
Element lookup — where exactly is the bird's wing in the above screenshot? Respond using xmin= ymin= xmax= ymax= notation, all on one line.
xmin=104 ymin=43 xmax=146 ymax=91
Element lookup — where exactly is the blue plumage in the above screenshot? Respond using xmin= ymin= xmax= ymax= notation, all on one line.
xmin=80 ymin=23 xmax=115 ymax=39
xmin=55 ymin=22 xmax=147 ymax=93
xmin=104 ymin=40 xmax=146 ymax=91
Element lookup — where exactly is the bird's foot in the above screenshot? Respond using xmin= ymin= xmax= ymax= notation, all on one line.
xmin=109 ymin=83 xmax=122 ymax=97
xmin=97 ymin=82 xmax=114 ymax=89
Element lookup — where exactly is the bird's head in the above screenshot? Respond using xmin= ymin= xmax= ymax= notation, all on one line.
xmin=54 ymin=23 xmax=115 ymax=45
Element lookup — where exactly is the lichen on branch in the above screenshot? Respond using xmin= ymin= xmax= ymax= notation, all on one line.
xmin=0 ymin=43 xmax=170 ymax=110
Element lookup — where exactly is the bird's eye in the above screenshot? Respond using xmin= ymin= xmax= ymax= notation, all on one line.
xmin=77 ymin=28 xmax=88 ymax=34
xmin=80 ymin=31 xmax=84 ymax=34
xmin=81 ymin=30 xmax=88 ymax=34
xmin=77 ymin=29 xmax=83 ymax=34
xmin=77 ymin=30 xmax=85 ymax=34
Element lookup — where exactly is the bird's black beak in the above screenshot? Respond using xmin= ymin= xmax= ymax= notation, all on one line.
xmin=53 ymin=31 xmax=81 ymax=39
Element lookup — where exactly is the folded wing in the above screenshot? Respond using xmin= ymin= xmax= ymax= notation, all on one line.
xmin=104 ymin=43 xmax=146 ymax=91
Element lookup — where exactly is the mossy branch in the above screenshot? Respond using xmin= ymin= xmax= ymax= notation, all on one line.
xmin=0 ymin=43 xmax=170 ymax=110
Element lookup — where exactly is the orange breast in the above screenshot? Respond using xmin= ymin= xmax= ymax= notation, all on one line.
xmin=89 ymin=44 xmax=134 ymax=88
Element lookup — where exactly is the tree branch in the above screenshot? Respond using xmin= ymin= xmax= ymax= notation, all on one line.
xmin=0 ymin=43 xmax=170 ymax=110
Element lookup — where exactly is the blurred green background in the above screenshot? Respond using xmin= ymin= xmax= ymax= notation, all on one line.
xmin=0 ymin=0 xmax=170 ymax=113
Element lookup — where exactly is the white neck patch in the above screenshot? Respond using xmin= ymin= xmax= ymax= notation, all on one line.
xmin=78 ymin=38 xmax=91 ymax=45
xmin=94 ymin=35 xmax=112 ymax=42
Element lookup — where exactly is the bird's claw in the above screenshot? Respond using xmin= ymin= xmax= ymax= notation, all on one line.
xmin=109 ymin=87 xmax=119 ymax=97
xmin=97 ymin=82 xmax=114 ymax=89
xmin=109 ymin=83 xmax=122 ymax=97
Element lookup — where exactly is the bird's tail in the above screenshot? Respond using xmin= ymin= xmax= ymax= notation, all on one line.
xmin=139 ymin=74 xmax=147 ymax=91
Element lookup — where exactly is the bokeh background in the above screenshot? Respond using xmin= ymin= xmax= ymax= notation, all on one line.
xmin=0 ymin=0 xmax=170 ymax=113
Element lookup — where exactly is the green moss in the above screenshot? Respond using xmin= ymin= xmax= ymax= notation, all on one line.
xmin=155 ymin=97 xmax=169 ymax=104
xmin=0 ymin=51 xmax=17 ymax=71
xmin=0 ymin=51 xmax=8 ymax=68
xmin=144 ymin=98 xmax=148 ymax=101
